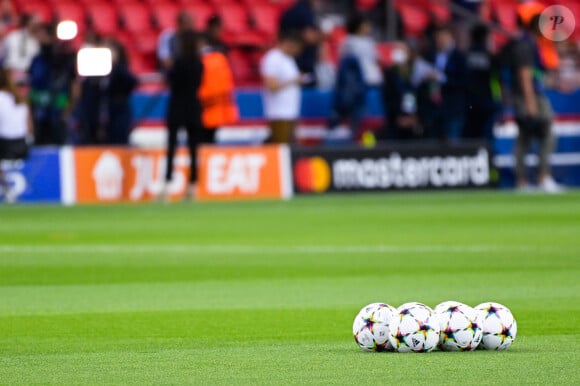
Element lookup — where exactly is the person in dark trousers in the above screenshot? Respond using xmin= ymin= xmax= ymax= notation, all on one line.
xmin=162 ymin=30 xmax=204 ymax=202
xmin=104 ymin=39 xmax=138 ymax=145
xmin=506 ymin=14 xmax=561 ymax=192
xmin=279 ymin=0 xmax=321 ymax=87
xmin=425 ymin=26 xmax=468 ymax=142
xmin=464 ymin=24 xmax=498 ymax=140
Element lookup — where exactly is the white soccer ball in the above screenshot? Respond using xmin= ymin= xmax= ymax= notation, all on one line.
xmin=353 ymin=303 xmax=398 ymax=352
xmin=475 ymin=302 xmax=517 ymax=350
xmin=388 ymin=302 xmax=440 ymax=353
xmin=435 ymin=301 xmax=483 ymax=351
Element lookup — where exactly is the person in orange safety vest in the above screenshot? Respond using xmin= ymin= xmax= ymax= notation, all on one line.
xmin=198 ymin=36 xmax=239 ymax=143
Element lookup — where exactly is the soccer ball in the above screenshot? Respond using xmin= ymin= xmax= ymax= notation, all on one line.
xmin=435 ymin=301 xmax=483 ymax=351
xmin=388 ymin=302 xmax=440 ymax=353
xmin=352 ymin=303 xmax=398 ymax=352
xmin=475 ymin=302 xmax=517 ymax=350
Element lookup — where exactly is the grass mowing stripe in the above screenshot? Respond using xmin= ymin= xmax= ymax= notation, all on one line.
xmin=0 ymin=244 xmax=566 ymax=254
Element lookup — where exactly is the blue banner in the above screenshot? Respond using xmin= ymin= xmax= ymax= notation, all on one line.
xmin=1 ymin=147 xmax=62 ymax=203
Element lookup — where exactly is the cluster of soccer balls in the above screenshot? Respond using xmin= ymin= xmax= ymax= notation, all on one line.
xmin=353 ymin=301 xmax=517 ymax=353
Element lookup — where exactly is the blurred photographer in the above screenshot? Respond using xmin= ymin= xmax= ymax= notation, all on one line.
xmin=28 ymin=23 xmax=76 ymax=145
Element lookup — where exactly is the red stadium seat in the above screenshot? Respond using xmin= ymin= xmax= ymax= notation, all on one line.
xmin=229 ymin=49 xmax=258 ymax=85
xmin=490 ymin=0 xmax=518 ymax=33
xmin=86 ymin=3 xmax=119 ymax=36
xmin=215 ymin=2 xmax=263 ymax=46
xmin=150 ymin=2 xmax=180 ymax=31
xmin=52 ymin=2 xmax=85 ymax=24
xmin=128 ymin=48 xmax=155 ymax=74
xmin=356 ymin=0 xmax=380 ymax=11
xmin=133 ymin=30 xmax=159 ymax=54
xmin=395 ymin=2 xmax=430 ymax=37
xmin=18 ymin=1 xmax=53 ymax=23
xmin=430 ymin=0 xmax=451 ymax=23
xmin=249 ymin=4 xmax=280 ymax=42
xmin=77 ymin=0 xmax=110 ymax=5
xmin=118 ymin=2 xmax=152 ymax=34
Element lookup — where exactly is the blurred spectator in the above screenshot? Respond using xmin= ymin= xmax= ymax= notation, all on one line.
xmin=0 ymin=67 xmax=31 ymax=203
xmin=555 ymin=42 xmax=580 ymax=93
xmin=340 ymin=13 xmax=382 ymax=87
xmin=451 ymin=0 xmax=487 ymax=50
xmin=205 ymin=15 xmax=228 ymax=54
xmin=464 ymin=24 xmax=499 ymax=140
xmin=157 ymin=11 xmax=193 ymax=71
xmin=381 ymin=43 xmax=426 ymax=140
xmin=327 ymin=13 xmax=382 ymax=138
xmin=327 ymin=56 xmax=365 ymax=139
xmin=425 ymin=26 xmax=467 ymax=142
xmin=3 ymin=14 xmax=39 ymax=74
xmin=28 ymin=24 xmax=76 ymax=145
xmin=77 ymin=31 xmax=104 ymax=144
xmin=199 ymin=33 xmax=238 ymax=140
xmin=280 ymin=0 xmax=322 ymax=86
xmin=260 ymin=31 xmax=305 ymax=143
xmin=103 ymin=39 xmax=138 ymax=145
xmin=163 ymin=30 xmax=204 ymax=201
xmin=507 ymin=14 xmax=560 ymax=192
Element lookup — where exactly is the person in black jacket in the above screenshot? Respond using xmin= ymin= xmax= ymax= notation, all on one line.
xmin=105 ymin=39 xmax=138 ymax=145
xmin=382 ymin=44 xmax=422 ymax=140
xmin=163 ymin=30 xmax=204 ymax=201
xmin=464 ymin=24 xmax=498 ymax=141
xmin=425 ymin=26 xmax=468 ymax=142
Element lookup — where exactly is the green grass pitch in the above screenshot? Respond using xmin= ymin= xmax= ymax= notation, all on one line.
xmin=0 ymin=192 xmax=579 ymax=384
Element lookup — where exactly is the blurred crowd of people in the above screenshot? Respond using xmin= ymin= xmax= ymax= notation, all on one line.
xmin=264 ymin=0 xmax=567 ymax=191
xmin=0 ymin=10 xmax=137 ymax=147
xmin=271 ymin=0 xmax=579 ymax=144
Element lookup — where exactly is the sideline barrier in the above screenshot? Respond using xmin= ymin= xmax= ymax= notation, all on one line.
xmin=0 ymin=147 xmax=62 ymax=203
xmin=291 ymin=144 xmax=491 ymax=194
xmin=197 ymin=145 xmax=292 ymax=201
xmin=0 ymin=145 xmax=293 ymax=204
xmin=3 ymin=140 xmax=579 ymax=204
xmin=70 ymin=147 xmax=190 ymax=204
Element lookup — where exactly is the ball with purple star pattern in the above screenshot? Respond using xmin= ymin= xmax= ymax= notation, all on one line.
xmin=475 ymin=302 xmax=517 ymax=350
xmin=435 ymin=301 xmax=483 ymax=351
xmin=388 ymin=302 xmax=440 ymax=353
xmin=352 ymin=303 xmax=398 ymax=352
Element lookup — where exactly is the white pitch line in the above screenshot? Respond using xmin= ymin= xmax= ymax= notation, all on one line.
xmin=0 ymin=244 xmax=558 ymax=255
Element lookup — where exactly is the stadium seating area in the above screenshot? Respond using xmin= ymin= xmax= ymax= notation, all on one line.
xmin=10 ymin=0 xmax=295 ymax=82
xmin=9 ymin=0 xmax=580 ymax=85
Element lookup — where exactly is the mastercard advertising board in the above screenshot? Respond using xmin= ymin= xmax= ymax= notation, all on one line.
xmin=70 ymin=147 xmax=191 ymax=204
xmin=196 ymin=145 xmax=293 ymax=201
xmin=292 ymin=144 xmax=491 ymax=194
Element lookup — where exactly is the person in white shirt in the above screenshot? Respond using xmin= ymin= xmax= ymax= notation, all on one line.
xmin=340 ymin=13 xmax=383 ymax=87
xmin=260 ymin=31 xmax=307 ymax=143
xmin=3 ymin=14 xmax=39 ymax=73
xmin=0 ymin=67 xmax=32 ymax=203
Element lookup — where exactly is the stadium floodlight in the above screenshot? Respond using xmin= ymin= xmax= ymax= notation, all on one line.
xmin=56 ymin=20 xmax=78 ymax=41
xmin=77 ymin=48 xmax=113 ymax=77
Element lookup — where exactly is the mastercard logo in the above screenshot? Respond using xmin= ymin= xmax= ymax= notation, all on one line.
xmin=294 ymin=157 xmax=331 ymax=193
